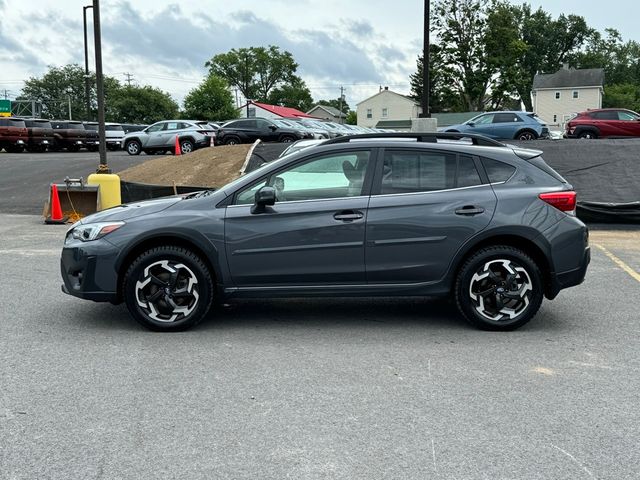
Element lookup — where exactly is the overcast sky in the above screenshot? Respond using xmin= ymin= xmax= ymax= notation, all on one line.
xmin=0 ymin=0 xmax=638 ymax=108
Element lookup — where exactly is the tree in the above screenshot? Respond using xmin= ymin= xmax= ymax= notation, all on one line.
xmin=107 ymin=86 xmax=179 ymax=124
xmin=602 ymin=83 xmax=640 ymax=111
xmin=183 ymin=75 xmax=238 ymax=121
xmin=317 ymin=97 xmax=351 ymax=114
xmin=206 ymin=46 xmax=298 ymax=103
xmin=267 ymin=76 xmax=314 ymax=111
xmin=488 ymin=3 xmax=592 ymax=111
xmin=19 ymin=64 xmax=120 ymax=120
xmin=345 ymin=111 xmax=357 ymax=125
xmin=410 ymin=44 xmax=462 ymax=112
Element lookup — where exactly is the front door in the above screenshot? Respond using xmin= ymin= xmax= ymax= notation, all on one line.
xmin=365 ymin=148 xmax=497 ymax=284
xmin=225 ymin=149 xmax=374 ymax=287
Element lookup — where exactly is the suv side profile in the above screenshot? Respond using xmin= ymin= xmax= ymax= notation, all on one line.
xmin=216 ymin=118 xmax=305 ymax=145
xmin=444 ymin=111 xmax=549 ymax=140
xmin=122 ymin=120 xmax=214 ymax=155
xmin=565 ymin=108 xmax=640 ymax=139
xmin=60 ymin=133 xmax=589 ymax=332
xmin=0 ymin=117 xmax=28 ymax=152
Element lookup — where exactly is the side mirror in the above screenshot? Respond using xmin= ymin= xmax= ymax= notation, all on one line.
xmin=251 ymin=186 xmax=276 ymax=214
xmin=467 ymin=122 xmax=475 ymax=127
xmin=269 ymin=125 xmax=278 ymax=131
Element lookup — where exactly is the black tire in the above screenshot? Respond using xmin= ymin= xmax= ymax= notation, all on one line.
xmin=279 ymin=135 xmax=295 ymax=143
xmin=123 ymin=246 xmax=214 ymax=332
xmin=578 ymin=130 xmax=598 ymax=139
xmin=5 ymin=145 xmax=25 ymax=153
xmin=126 ymin=139 xmax=142 ymax=155
xmin=87 ymin=145 xmax=98 ymax=152
xmin=180 ymin=139 xmax=194 ymax=154
xmin=454 ymin=246 xmax=543 ymax=331
xmin=107 ymin=145 xmax=120 ymax=151
xmin=224 ymin=136 xmax=241 ymax=145
xmin=515 ymin=130 xmax=538 ymax=141
xmin=67 ymin=145 xmax=80 ymax=152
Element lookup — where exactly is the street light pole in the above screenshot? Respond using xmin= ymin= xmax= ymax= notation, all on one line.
xmin=421 ymin=0 xmax=431 ymax=118
xmin=92 ymin=0 xmax=108 ymax=171
xmin=83 ymin=5 xmax=93 ymax=122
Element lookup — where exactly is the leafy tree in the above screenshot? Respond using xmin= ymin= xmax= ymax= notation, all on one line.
xmin=206 ymin=46 xmax=298 ymax=103
xmin=183 ymin=74 xmax=238 ymax=121
xmin=267 ymin=76 xmax=314 ymax=111
xmin=488 ymin=3 xmax=592 ymax=111
xmin=19 ymin=64 xmax=120 ymax=120
xmin=345 ymin=111 xmax=357 ymax=125
xmin=602 ymin=83 xmax=640 ymax=111
xmin=410 ymin=44 xmax=462 ymax=112
xmin=107 ymin=85 xmax=179 ymax=124
xmin=317 ymin=97 xmax=350 ymax=114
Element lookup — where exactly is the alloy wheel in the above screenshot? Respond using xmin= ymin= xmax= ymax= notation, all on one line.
xmin=135 ymin=260 xmax=200 ymax=323
xmin=127 ymin=141 xmax=140 ymax=154
xmin=181 ymin=141 xmax=193 ymax=153
xmin=468 ymin=259 xmax=533 ymax=321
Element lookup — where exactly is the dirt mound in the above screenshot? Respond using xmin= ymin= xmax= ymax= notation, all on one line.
xmin=117 ymin=145 xmax=251 ymax=187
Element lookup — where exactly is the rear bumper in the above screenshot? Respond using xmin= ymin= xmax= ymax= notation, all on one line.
xmin=548 ymin=246 xmax=590 ymax=299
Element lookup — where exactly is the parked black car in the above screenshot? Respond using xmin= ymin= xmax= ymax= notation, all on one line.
xmin=216 ymin=118 xmax=305 ymax=145
xmin=60 ymin=133 xmax=589 ymax=332
xmin=22 ymin=119 xmax=56 ymax=152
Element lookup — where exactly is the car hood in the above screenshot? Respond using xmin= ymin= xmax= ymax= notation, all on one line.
xmin=79 ymin=196 xmax=182 ymax=223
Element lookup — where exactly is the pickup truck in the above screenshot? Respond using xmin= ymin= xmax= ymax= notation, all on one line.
xmin=51 ymin=121 xmax=88 ymax=152
xmin=23 ymin=119 xmax=56 ymax=152
xmin=0 ymin=117 xmax=28 ymax=153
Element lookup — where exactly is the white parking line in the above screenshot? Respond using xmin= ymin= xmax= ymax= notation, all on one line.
xmin=0 ymin=249 xmax=59 ymax=256
xmin=594 ymin=243 xmax=640 ymax=283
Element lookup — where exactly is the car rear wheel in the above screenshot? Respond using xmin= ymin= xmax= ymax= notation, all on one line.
xmin=455 ymin=246 xmax=543 ymax=331
xmin=280 ymin=135 xmax=295 ymax=143
xmin=180 ymin=139 xmax=194 ymax=153
xmin=515 ymin=130 xmax=537 ymax=141
xmin=123 ymin=246 xmax=214 ymax=332
xmin=126 ymin=139 xmax=142 ymax=155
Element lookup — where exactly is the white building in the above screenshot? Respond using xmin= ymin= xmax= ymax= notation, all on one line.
xmin=532 ymin=67 xmax=605 ymax=128
xmin=356 ymin=87 xmax=422 ymax=130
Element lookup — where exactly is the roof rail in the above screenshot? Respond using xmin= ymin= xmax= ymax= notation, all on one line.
xmin=322 ymin=132 xmax=506 ymax=147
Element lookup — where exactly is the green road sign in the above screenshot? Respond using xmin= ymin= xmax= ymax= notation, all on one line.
xmin=0 ymin=99 xmax=11 ymax=116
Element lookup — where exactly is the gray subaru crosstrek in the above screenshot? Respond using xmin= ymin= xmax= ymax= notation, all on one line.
xmin=60 ymin=133 xmax=590 ymax=332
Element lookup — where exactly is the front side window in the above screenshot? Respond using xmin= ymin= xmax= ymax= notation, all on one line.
xmin=618 ymin=110 xmax=639 ymax=121
xmin=256 ymin=119 xmax=273 ymax=129
xmin=146 ymin=123 xmax=165 ymax=133
xmin=234 ymin=151 xmax=371 ymax=204
xmin=471 ymin=114 xmax=494 ymax=125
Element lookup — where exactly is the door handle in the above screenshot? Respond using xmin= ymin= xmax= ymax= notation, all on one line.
xmin=455 ymin=206 xmax=485 ymax=216
xmin=333 ymin=210 xmax=364 ymax=221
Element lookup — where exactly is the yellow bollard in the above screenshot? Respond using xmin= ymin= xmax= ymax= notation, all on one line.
xmin=87 ymin=173 xmax=122 ymax=210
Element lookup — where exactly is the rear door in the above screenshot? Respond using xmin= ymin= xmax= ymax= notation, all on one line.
xmin=491 ymin=112 xmax=524 ymax=139
xmin=365 ymin=148 xmax=497 ymax=284
xmin=225 ymin=149 xmax=374 ymax=287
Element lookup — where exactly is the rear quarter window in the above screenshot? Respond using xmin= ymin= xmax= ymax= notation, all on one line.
xmin=481 ymin=157 xmax=516 ymax=183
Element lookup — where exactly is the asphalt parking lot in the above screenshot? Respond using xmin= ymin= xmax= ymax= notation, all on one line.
xmin=1 ymin=212 xmax=639 ymax=479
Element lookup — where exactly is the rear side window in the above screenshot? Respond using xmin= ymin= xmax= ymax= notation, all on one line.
xmin=493 ymin=113 xmax=522 ymax=123
xmin=457 ymin=156 xmax=483 ymax=188
xmin=381 ymin=151 xmax=456 ymax=194
xmin=481 ymin=158 xmax=516 ymax=183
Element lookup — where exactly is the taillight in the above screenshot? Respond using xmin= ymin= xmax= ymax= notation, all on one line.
xmin=539 ymin=191 xmax=577 ymax=215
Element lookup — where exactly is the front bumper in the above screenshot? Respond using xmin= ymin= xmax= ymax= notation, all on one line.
xmin=60 ymin=239 xmax=120 ymax=303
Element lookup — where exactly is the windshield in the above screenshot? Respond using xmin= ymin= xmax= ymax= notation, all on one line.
xmin=26 ymin=120 xmax=52 ymax=128
xmin=7 ymin=120 xmax=26 ymax=128
xmin=84 ymin=124 xmax=98 ymax=131
xmin=67 ymin=123 xmax=85 ymax=130
xmin=105 ymin=124 xmax=124 ymax=131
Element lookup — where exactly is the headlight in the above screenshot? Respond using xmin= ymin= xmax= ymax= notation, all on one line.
xmin=66 ymin=221 xmax=124 ymax=243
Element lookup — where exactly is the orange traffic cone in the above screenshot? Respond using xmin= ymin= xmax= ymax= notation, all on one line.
xmin=45 ymin=184 xmax=68 ymax=224
xmin=174 ymin=135 xmax=181 ymax=156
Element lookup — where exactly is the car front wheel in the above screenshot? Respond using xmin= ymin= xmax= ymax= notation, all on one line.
xmin=455 ymin=246 xmax=543 ymax=331
xmin=180 ymin=139 xmax=194 ymax=153
xmin=123 ymin=246 xmax=214 ymax=331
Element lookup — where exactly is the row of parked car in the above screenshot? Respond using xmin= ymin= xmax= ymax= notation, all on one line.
xmin=0 ymin=118 xmax=147 ymax=153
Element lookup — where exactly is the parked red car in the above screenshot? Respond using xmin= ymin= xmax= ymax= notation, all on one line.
xmin=0 ymin=117 xmax=28 ymax=152
xmin=565 ymin=108 xmax=640 ymax=139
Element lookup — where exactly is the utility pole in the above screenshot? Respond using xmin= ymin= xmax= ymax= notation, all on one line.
xmin=339 ymin=86 xmax=345 ymax=124
xmin=83 ymin=4 xmax=93 ymax=121
xmin=123 ymin=72 xmax=134 ymax=87
xmin=421 ymin=0 xmax=431 ymax=118
xmin=93 ymin=0 xmax=108 ymax=171
xmin=3 ymin=89 xmax=7 ymax=99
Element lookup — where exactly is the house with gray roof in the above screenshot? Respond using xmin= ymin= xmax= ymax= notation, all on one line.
xmin=306 ymin=104 xmax=347 ymax=123
xmin=532 ymin=67 xmax=605 ymax=128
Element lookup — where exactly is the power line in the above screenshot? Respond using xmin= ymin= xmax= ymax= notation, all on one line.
xmin=123 ymin=72 xmax=135 ymax=86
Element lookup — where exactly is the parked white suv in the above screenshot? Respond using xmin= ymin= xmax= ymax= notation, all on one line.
xmin=121 ymin=120 xmax=215 ymax=155
xmin=84 ymin=122 xmax=126 ymax=151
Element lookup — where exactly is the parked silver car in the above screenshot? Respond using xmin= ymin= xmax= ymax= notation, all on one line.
xmin=121 ymin=120 xmax=215 ymax=155
xmin=84 ymin=122 xmax=125 ymax=151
